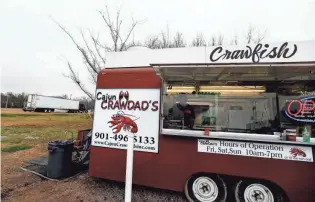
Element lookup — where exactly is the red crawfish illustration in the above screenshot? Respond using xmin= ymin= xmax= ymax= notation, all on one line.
xmin=108 ymin=111 xmax=139 ymax=134
xmin=289 ymin=148 xmax=306 ymax=157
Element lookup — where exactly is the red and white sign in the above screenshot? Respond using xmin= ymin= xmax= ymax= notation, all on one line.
xmin=92 ymin=89 xmax=160 ymax=153
xmin=198 ymin=139 xmax=313 ymax=162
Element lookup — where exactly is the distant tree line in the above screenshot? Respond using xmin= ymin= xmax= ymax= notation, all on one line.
xmin=1 ymin=92 xmax=94 ymax=110
xmin=1 ymin=92 xmax=27 ymax=108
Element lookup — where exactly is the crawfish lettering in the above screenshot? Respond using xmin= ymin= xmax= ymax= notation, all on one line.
xmin=209 ymin=42 xmax=297 ymax=63
xmin=101 ymin=100 xmax=159 ymax=111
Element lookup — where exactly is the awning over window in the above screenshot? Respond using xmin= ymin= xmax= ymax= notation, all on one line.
xmin=151 ymin=63 xmax=315 ymax=86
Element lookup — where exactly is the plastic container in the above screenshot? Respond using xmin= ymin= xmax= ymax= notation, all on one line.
xmin=47 ymin=140 xmax=74 ymax=178
xmin=285 ymin=129 xmax=297 ymax=141
xmin=302 ymin=126 xmax=311 ymax=143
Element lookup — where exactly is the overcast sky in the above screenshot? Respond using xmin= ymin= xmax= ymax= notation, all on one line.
xmin=1 ymin=0 xmax=315 ymax=98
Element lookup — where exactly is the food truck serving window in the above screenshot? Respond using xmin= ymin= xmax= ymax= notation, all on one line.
xmin=157 ymin=64 xmax=315 ymax=143
xmin=163 ymin=87 xmax=279 ymax=135
xmin=162 ymin=86 xmax=315 ymax=141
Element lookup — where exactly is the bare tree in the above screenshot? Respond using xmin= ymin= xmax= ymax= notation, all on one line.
xmin=160 ymin=26 xmax=172 ymax=48
xmin=99 ymin=7 xmax=146 ymax=51
xmin=254 ymin=29 xmax=267 ymax=44
xmin=191 ymin=32 xmax=206 ymax=47
xmin=210 ymin=36 xmax=217 ymax=46
xmin=245 ymin=25 xmax=267 ymax=44
xmin=230 ymin=34 xmax=238 ymax=45
xmin=246 ymin=25 xmax=255 ymax=44
xmin=172 ymin=32 xmax=186 ymax=48
xmin=52 ymin=6 xmax=145 ymax=100
xmin=144 ymin=35 xmax=160 ymax=49
xmin=217 ymin=33 xmax=224 ymax=45
xmin=207 ymin=33 xmax=224 ymax=46
xmin=55 ymin=6 xmax=267 ymax=101
xmin=144 ymin=27 xmax=185 ymax=49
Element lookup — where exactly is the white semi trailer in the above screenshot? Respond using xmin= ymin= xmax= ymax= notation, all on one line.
xmin=23 ymin=94 xmax=87 ymax=113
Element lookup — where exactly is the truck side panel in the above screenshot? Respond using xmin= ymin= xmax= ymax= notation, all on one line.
xmin=35 ymin=95 xmax=79 ymax=110
xmin=89 ymin=67 xmax=315 ymax=202
xmin=89 ymin=135 xmax=315 ymax=202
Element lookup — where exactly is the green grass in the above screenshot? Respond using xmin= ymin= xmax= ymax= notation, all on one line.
xmin=1 ymin=112 xmax=92 ymax=152
xmin=1 ymin=114 xmax=91 ymax=122
xmin=49 ymin=113 xmax=79 ymax=116
xmin=1 ymin=126 xmax=79 ymax=145
xmin=1 ymin=126 xmax=81 ymax=153
xmin=1 ymin=145 xmax=32 ymax=152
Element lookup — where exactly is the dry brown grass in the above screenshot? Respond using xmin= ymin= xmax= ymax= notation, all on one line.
xmin=1 ymin=108 xmax=26 ymax=114
xmin=1 ymin=109 xmax=187 ymax=202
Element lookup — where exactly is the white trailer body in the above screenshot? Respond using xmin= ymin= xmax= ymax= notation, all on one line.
xmin=24 ymin=94 xmax=81 ymax=112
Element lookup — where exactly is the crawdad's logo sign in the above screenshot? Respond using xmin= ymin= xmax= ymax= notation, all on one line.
xmin=93 ymin=89 xmax=160 ymax=153
xmin=96 ymin=90 xmax=159 ymax=112
xmin=285 ymin=96 xmax=315 ymax=123
xmin=209 ymin=42 xmax=298 ymax=63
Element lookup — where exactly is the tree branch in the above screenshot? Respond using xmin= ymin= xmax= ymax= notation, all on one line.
xmin=90 ymin=32 xmax=106 ymax=67
xmin=51 ymin=17 xmax=99 ymax=74
xmin=63 ymin=61 xmax=95 ymax=100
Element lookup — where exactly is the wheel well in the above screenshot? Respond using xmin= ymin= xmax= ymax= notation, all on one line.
xmin=184 ymin=172 xmax=289 ymax=202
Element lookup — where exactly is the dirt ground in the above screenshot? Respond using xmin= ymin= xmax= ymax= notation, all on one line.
xmin=1 ymin=108 xmax=187 ymax=202
xmin=1 ymin=108 xmax=27 ymax=114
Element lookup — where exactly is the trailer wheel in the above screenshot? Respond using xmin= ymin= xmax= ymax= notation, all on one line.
xmin=235 ymin=180 xmax=284 ymax=202
xmin=184 ymin=174 xmax=227 ymax=202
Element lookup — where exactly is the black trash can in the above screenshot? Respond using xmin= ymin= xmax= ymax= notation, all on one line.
xmin=47 ymin=140 xmax=74 ymax=179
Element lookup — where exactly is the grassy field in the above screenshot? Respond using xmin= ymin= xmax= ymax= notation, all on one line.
xmin=1 ymin=109 xmax=92 ymax=153
xmin=0 ymin=108 xmax=186 ymax=202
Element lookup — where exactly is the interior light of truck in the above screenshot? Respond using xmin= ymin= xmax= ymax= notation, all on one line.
xmin=199 ymin=89 xmax=265 ymax=92
xmin=166 ymin=86 xmax=266 ymax=93
xmin=200 ymin=86 xmax=265 ymax=90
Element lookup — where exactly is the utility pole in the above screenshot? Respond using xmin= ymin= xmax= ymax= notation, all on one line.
xmin=5 ymin=95 xmax=9 ymax=108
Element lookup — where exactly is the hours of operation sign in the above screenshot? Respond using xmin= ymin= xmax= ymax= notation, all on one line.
xmin=92 ymin=88 xmax=160 ymax=153
xmin=198 ymin=139 xmax=313 ymax=162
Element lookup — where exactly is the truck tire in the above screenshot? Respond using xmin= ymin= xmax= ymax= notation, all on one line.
xmin=185 ymin=174 xmax=227 ymax=202
xmin=234 ymin=180 xmax=284 ymax=202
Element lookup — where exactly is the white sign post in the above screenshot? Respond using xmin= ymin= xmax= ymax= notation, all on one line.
xmin=125 ymin=132 xmax=134 ymax=202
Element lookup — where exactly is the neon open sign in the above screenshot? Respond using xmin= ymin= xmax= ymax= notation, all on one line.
xmin=285 ymin=96 xmax=315 ymax=123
